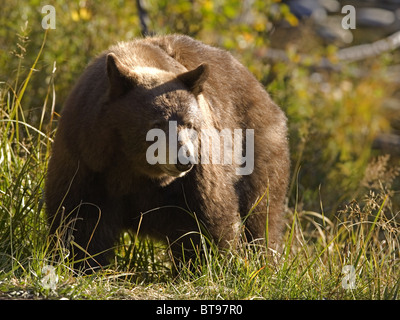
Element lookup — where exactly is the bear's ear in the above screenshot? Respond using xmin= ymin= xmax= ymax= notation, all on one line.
xmin=177 ymin=63 xmax=209 ymax=96
xmin=106 ymin=53 xmax=134 ymax=98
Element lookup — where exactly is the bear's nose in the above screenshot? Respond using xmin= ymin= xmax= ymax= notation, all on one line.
xmin=175 ymin=160 xmax=193 ymax=173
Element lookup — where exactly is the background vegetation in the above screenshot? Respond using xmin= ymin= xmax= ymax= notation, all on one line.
xmin=0 ymin=0 xmax=399 ymax=299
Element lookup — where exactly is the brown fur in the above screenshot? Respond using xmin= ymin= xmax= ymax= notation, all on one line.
xmin=45 ymin=35 xmax=290 ymax=271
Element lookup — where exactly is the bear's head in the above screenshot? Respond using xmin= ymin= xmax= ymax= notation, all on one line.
xmin=105 ymin=53 xmax=209 ymax=182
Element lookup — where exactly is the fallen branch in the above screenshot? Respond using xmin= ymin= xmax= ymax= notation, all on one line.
xmin=263 ymin=30 xmax=400 ymax=66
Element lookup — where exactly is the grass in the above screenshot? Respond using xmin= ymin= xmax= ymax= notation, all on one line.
xmin=0 ymin=32 xmax=399 ymax=301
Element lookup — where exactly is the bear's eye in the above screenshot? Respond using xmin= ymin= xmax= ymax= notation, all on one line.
xmin=186 ymin=120 xmax=194 ymax=129
xmin=150 ymin=120 xmax=164 ymax=129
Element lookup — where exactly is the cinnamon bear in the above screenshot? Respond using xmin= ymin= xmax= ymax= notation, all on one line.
xmin=45 ymin=35 xmax=290 ymax=271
